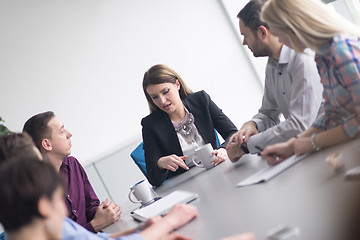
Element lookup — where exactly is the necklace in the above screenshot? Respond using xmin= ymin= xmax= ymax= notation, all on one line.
xmin=173 ymin=111 xmax=196 ymax=144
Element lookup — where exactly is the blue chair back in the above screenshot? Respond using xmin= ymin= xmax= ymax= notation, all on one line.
xmin=215 ymin=130 xmax=221 ymax=147
xmin=130 ymin=142 xmax=147 ymax=176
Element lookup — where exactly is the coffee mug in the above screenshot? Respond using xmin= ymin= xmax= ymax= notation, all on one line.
xmin=128 ymin=180 xmax=157 ymax=205
xmin=182 ymin=148 xmax=195 ymax=167
xmin=191 ymin=143 xmax=216 ymax=170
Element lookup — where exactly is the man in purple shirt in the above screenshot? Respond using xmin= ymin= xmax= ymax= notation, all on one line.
xmin=23 ymin=111 xmax=122 ymax=233
xmin=0 ymin=133 xmax=200 ymax=240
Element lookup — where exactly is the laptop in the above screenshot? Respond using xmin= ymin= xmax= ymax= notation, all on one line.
xmin=130 ymin=190 xmax=198 ymax=222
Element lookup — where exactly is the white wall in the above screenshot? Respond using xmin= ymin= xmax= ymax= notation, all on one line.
xmin=0 ymin=0 xmax=262 ymax=165
xmin=221 ymin=0 xmax=268 ymax=85
xmin=0 ymin=1 xmax=264 ymax=221
xmin=0 ymin=0 xmax=357 ymax=233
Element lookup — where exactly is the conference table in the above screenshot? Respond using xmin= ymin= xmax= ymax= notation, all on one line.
xmin=104 ymin=137 xmax=360 ymax=240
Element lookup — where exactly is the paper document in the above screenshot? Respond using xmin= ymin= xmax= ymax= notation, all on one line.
xmin=237 ymin=154 xmax=308 ymax=187
xmin=131 ymin=190 xmax=198 ymax=222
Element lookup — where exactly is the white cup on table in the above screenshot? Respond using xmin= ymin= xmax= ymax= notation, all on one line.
xmin=128 ymin=180 xmax=157 ymax=206
xmin=191 ymin=143 xmax=216 ymax=170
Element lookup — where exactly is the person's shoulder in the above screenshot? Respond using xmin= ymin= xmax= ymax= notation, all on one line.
xmin=141 ymin=110 xmax=167 ymax=126
xmin=183 ymin=91 xmax=212 ymax=110
xmin=64 ymin=156 xmax=80 ymax=164
xmin=318 ymin=34 xmax=360 ymax=66
xmin=62 ymin=217 xmax=97 ymax=238
xmin=62 ymin=217 xmax=83 ymax=235
xmin=332 ymin=34 xmax=358 ymax=45
xmin=184 ymin=90 xmax=209 ymax=101
xmin=63 ymin=156 xmax=84 ymax=170
xmin=286 ymin=45 xmax=314 ymax=62
xmin=330 ymin=34 xmax=360 ymax=55
xmin=330 ymin=34 xmax=348 ymax=51
xmin=63 ymin=217 xmax=78 ymax=230
xmin=285 ymin=46 xmax=317 ymax=73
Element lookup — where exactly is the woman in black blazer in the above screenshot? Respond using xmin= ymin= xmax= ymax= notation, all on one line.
xmin=142 ymin=64 xmax=237 ymax=186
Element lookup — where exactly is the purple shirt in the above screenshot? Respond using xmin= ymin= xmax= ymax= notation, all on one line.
xmin=60 ymin=156 xmax=100 ymax=233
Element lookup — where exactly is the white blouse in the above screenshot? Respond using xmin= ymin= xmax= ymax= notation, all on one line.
xmin=172 ymin=108 xmax=205 ymax=166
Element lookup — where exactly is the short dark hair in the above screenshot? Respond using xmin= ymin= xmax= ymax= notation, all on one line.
xmin=0 ymin=158 xmax=63 ymax=232
xmin=23 ymin=111 xmax=55 ymax=152
xmin=0 ymin=132 xmax=40 ymax=165
xmin=238 ymin=0 xmax=269 ymax=33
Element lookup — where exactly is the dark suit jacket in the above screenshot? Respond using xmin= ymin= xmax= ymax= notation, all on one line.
xmin=141 ymin=91 xmax=238 ymax=186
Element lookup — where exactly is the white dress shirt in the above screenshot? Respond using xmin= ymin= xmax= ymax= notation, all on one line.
xmin=247 ymin=45 xmax=324 ymax=153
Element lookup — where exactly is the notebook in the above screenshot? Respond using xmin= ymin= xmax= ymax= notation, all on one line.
xmin=237 ymin=154 xmax=308 ymax=187
xmin=130 ymin=190 xmax=198 ymax=222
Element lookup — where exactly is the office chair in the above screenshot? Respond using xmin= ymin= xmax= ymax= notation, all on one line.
xmin=130 ymin=142 xmax=147 ymax=177
xmin=214 ymin=130 xmax=221 ymax=147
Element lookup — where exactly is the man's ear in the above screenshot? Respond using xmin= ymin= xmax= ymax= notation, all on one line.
xmin=41 ymin=139 xmax=52 ymax=151
xmin=38 ymin=196 xmax=51 ymax=218
xmin=257 ymin=25 xmax=269 ymax=40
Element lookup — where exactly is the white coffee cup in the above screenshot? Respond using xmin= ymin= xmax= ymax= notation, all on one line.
xmin=182 ymin=148 xmax=195 ymax=167
xmin=128 ymin=180 xmax=157 ymax=205
xmin=191 ymin=143 xmax=216 ymax=170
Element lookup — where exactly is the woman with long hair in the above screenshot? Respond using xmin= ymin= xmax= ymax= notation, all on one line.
xmin=142 ymin=64 xmax=238 ymax=186
xmin=260 ymin=0 xmax=360 ymax=164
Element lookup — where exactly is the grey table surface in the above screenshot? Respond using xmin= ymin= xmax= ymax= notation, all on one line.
xmin=104 ymin=137 xmax=360 ymax=240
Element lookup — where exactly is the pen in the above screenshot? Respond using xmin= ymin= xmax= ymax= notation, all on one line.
xmin=255 ymin=146 xmax=279 ymax=160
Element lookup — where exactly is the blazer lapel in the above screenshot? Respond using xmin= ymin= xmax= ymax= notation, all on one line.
xmin=157 ymin=111 xmax=183 ymax=155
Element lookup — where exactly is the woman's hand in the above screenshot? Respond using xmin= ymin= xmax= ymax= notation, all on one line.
xmin=211 ymin=147 xmax=228 ymax=165
xmin=293 ymin=137 xmax=314 ymax=156
xmin=157 ymin=155 xmax=189 ymax=172
xmin=262 ymin=139 xmax=295 ymax=166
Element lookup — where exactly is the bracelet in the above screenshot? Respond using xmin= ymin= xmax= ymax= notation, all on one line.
xmin=310 ymin=133 xmax=321 ymax=152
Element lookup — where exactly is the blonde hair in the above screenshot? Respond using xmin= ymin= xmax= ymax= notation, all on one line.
xmin=142 ymin=64 xmax=193 ymax=113
xmin=261 ymin=0 xmax=360 ymax=53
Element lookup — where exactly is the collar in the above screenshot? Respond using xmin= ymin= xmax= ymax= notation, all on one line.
xmin=60 ymin=157 xmax=70 ymax=171
xmin=278 ymin=45 xmax=292 ymax=64
xmin=268 ymin=45 xmax=291 ymax=66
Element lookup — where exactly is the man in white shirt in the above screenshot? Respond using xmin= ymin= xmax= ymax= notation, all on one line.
xmin=226 ymin=0 xmax=323 ymax=162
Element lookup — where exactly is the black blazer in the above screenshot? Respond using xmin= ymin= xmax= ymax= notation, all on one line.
xmin=141 ymin=91 xmax=238 ymax=186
